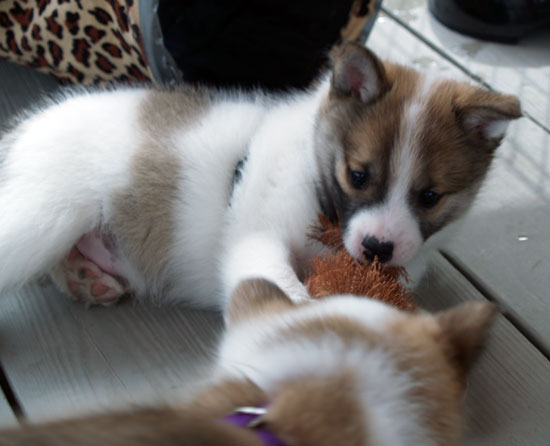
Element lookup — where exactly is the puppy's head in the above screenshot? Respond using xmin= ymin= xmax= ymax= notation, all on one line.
xmin=315 ymin=42 xmax=521 ymax=266
xmin=216 ymin=279 xmax=498 ymax=446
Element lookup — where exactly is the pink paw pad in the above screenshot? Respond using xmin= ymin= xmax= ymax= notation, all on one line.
xmin=62 ymin=242 xmax=127 ymax=306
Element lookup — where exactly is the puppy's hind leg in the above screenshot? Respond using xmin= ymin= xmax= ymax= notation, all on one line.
xmin=51 ymin=245 xmax=127 ymax=306
xmin=0 ymin=90 xmax=143 ymax=296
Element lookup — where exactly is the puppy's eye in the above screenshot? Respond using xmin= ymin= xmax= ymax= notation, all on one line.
xmin=349 ymin=169 xmax=369 ymax=189
xmin=419 ymin=189 xmax=441 ymax=208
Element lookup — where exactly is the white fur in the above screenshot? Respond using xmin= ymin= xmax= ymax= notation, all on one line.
xmin=219 ymin=90 xmax=326 ymax=305
xmin=217 ymin=296 xmax=437 ymax=445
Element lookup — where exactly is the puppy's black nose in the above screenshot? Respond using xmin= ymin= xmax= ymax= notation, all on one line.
xmin=362 ymin=236 xmax=394 ymax=263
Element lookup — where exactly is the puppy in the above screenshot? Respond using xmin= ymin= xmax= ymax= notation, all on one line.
xmin=0 ymin=42 xmax=520 ymax=307
xmin=0 ymin=279 xmax=498 ymax=445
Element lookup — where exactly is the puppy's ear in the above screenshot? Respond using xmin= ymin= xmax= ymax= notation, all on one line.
xmin=436 ymin=301 xmax=498 ymax=379
xmin=330 ymin=42 xmax=390 ymax=103
xmin=456 ymin=91 xmax=521 ymax=148
xmin=227 ymin=279 xmax=294 ymax=326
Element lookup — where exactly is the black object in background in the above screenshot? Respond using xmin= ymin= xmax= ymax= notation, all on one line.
xmin=158 ymin=0 xmax=358 ymax=91
xmin=429 ymin=0 xmax=550 ymax=43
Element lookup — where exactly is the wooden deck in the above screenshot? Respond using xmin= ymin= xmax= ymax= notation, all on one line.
xmin=0 ymin=1 xmax=549 ymax=443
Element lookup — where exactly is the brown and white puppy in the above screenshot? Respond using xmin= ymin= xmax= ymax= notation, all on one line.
xmin=0 ymin=279 xmax=497 ymax=445
xmin=0 ymin=43 xmax=520 ymax=307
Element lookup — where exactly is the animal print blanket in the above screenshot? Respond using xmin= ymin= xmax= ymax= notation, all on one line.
xmin=0 ymin=0 xmax=154 ymax=85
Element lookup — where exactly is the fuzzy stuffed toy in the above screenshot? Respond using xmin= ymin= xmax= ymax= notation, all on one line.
xmin=306 ymin=216 xmax=416 ymax=312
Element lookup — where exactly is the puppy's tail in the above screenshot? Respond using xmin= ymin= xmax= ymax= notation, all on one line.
xmin=0 ymin=89 xmax=142 ymax=294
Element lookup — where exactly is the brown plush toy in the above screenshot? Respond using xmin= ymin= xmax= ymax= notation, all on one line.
xmin=306 ymin=216 xmax=416 ymax=312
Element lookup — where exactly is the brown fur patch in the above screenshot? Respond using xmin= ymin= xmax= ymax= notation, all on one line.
xmin=282 ymin=312 xmax=387 ymax=347
xmin=0 ymin=407 xmax=262 ymax=446
xmin=266 ymin=372 xmax=366 ymax=446
xmin=411 ymin=82 xmax=520 ymax=236
xmin=111 ymin=144 xmax=181 ymax=293
xmin=388 ymin=316 xmax=465 ymax=445
xmin=436 ymin=301 xmax=498 ymax=378
xmin=415 ymin=81 xmax=512 ymax=194
xmin=139 ymin=87 xmax=210 ymax=135
xmin=191 ymin=379 xmax=269 ymax=418
xmin=387 ymin=302 xmax=497 ymax=444
xmin=111 ymin=89 xmax=210 ymax=296
xmin=2 ymin=379 xmax=270 ymax=445
xmin=227 ymin=279 xmax=296 ymax=326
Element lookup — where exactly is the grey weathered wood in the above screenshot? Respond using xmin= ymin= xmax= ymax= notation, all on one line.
xmin=0 ymin=393 xmax=17 ymax=428
xmin=368 ymin=10 xmax=550 ymax=354
xmin=0 ymin=60 xmax=59 ymax=130
xmin=0 ymin=282 xmax=222 ymax=422
xmin=415 ymin=253 xmax=550 ymax=446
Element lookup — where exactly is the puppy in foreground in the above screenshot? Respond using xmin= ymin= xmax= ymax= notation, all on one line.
xmin=0 ymin=279 xmax=497 ymax=445
xmin=0 ymin=42 xmax=520 ymax=307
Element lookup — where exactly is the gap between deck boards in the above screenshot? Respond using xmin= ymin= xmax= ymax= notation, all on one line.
xmin=0 ymin=362 xmax=23 ymax=423
xmin=440 ymin=250 xmax=550 ymax=362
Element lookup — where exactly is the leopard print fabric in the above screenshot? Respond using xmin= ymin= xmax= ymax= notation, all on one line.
xmin=0 ymin=0 xmax=153 ymax=85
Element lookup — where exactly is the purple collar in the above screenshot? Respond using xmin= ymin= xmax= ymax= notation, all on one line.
xmin=221 ymin=406 xmax=286 ymax=446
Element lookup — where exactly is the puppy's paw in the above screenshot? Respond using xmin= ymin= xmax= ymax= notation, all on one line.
xmin=286 ymin=281 xmax=312 ymax=304
xmin=57 ymin=248 xmax=127 ymax=306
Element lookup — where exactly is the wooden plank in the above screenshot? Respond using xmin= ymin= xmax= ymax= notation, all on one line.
xmin=367 ymin=11 xmax=550 ymax=353
xmin=0 ymin=392 xmax=17 ymax=428
xmin=0 ymin=60 xmax=58 ymax=130
xmin=379 ymin=0 xmax=550 ymax=130
xmin=0 ymin=282 xmax=222 ymax=422
xmin=0 ymin=283 xmax=136 ymax=421
xmin=415 ymin=253 xmax=550 ymax=445
xmin=65 ymin=291 xmax=223 ymax=405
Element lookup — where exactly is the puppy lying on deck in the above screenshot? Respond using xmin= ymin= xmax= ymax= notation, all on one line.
xmin=0 ymin=42 xmax=520 ymax=308
xmin=0 ymin=279 xmax=497 ymax=446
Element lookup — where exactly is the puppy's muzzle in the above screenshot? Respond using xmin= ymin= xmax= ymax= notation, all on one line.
xmin=362 ymin=236 xmax=394 ymax=263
